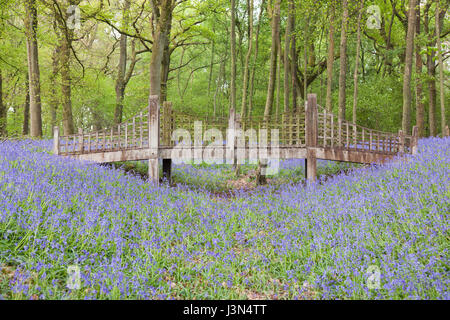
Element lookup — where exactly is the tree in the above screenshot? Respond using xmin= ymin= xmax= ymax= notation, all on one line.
xmin=24 ymin=0 xmax=42 ymax=137
xmin=283 ymin=0 xmax=294 ymax=113
xmin=326 ymin=2 xmax=335 ymax=112
xmin=415 ymin=0 xmax=425 ymax=137
xmin=264 ymin=0 xmax=281 ymax=121
xmin=436 ymin=0 xmax=446 ymax=135
xmin=248 ymin=0 xmax=265 ymax=117
xmin=114 ymin=0 xmax=139 ymax=124
xmin=352 ymin=0 xmax=364 ymax=124
xmin=0 ymin=69 xmax=5 ymax=136
xmin=338 ymin=0 xmax=349 ymax=121
xmin=230 ymin=0 xmax=237 ymax=112
xmin=240 ymin=0 xmax=253 ymax=118
xmin=402 ymin=0 xmax=416 ymax=134
xmin=149 ymin=0 xmax=174 ymax=99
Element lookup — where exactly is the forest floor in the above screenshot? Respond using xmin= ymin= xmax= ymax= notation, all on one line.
xmin=0 ymin=138 xmax=448 ymax=300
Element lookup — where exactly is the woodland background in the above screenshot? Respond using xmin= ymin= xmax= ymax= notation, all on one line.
xmin=0 ymin=0 xmax=448 ymax=139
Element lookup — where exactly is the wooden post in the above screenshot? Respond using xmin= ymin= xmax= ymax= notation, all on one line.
xmin=162 ymin=101 xmax=173 ymax=182
xmin=53 ymin=126 xmax=60 ymax=155
xmin=305 ymin=94 xmax=318 ymax=183
xmin=398 ymin=130 xmax=405 ymax=154
xmin=78 ymin=128 xmax=84 ymax=154
xmin=227 ymin=108 xmax=236 ymax=165
xmin=445 ymin=125 xmax=449 ymax=137
xmin=148 ymin=95 xmax=160 ymax=184
xmin=411 ymin=126 xmax=418 ymax=155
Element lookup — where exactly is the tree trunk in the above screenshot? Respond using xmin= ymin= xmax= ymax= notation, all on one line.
xmin=427 ymin=50 xmax=437 ymax=136
xmin=160 ymin=12 xmax=172 ymax=103
xmin=248 ymin=0 xmax=265 ymax=117
xmin=240 ymin=0 xmax=253 ymax=118
xmin=352 ymin=0 xmax=364 ymax=124
xmin=24 ymin=0 xmax=42 ymax=137
xmin=415 ymin=0 xmax=425 ymax=137
xmin=326 ymin=3 xmax=335 ymax=112
xmin=0 ymin=69 xmax=5 ymax=136
xmin=402 ymin=0 xmax=416 ymax=134
xmin=291 ymin=32 xmax=298 ymax=112
xmin=275 ymin=32 xmax=281 ymax=121
xmin=60 ymin=31 xmax=75 ymax=135
xmin=114 ymin=0 xmax=131 ymax=124
xmin=303 ymin=15 xmax=309 ymax=101
xmin=436 ymin=0 xmax=446 ymax=135
xmin=230 ymin=0 xmax=237 ymax=112
xmin=264 ymin=0 xmax=281 ymax=121
xmin=50 ymin=44 xmax=60 ymax=130
xmin=23 ymin=77 xmax=30 ymax=135
xmin=149 ymin=0 xmax=173 ymax=99
xmin=338 ymin=0 xmax=349 ymax=121
xmin=283 ymin=0 xmax=294 ymax=113
xmin=208 ymin=31 xmax=215 ymax=96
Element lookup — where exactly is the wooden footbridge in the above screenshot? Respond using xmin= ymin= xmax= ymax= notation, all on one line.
xmin=53 ymin=94 xmax=419 ymax=183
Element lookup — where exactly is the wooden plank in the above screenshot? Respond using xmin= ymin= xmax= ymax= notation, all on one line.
xmin=140 ymin=111 xmax=143 ymax=148
xmin=338 ymin=119 xmax=342 ymax=147
xmin=125 ymin=122 xmax=128 ymax=148
xmin=346 ymin=122 xmax=349 ymax=148
xmin=53 ymin=126 xmax=60 ymax=155
xmin=133 ymin=117 xmax=136 ymax=148
xmin=330 ymin=114 xmax=334 ymax=148
xmin=306 ymin=94 xmax=318 ymax=182
xmin=323 ymin=110 xmax=327 ymax=147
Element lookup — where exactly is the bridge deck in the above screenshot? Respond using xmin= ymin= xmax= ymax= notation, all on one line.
xmin=53 ymin=94 xmax=418 ymax=182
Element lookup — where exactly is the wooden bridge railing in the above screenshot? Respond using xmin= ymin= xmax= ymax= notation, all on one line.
xmin=53 ymin=93 xmax=420 ymax=183
xmin=316 ymin=103 xmax=416 ymax=155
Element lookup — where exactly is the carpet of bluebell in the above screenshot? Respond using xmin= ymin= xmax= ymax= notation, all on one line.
xmin=0 ymin=137 xmax=448 ymax=299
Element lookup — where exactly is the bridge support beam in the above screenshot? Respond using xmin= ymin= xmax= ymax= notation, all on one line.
xmin=305 ymin=150 xmax=317 ymax=183
xmin=305 ymin=94 xmax=318 ymax=183
xmin=148 ymin=95 xmax=160 ymax=184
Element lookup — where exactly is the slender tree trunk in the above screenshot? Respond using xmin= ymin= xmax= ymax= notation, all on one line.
xmin=23 ymin=77 xmax=30 ymax=135
xmin=208 ymin=31 xmax=215 ymax=96
xmin=436 ymin=0 xmax=446 ymax=134
xmin=427 ymin=51 xmax=437 ymax=136
xmin=0 ymin=69 xmax=6 ymax=136
xmin=230 ymin=0 xmax=237 ymax=113
xmin=24 ymin=0 xmax=42 ymax=137
xmin=275 ymin=32 xmax=281 ymax=121
xmin=214 ymin=58 xmax=225 ymax=117
xmin=424 ymin=2 xmax=436 ymax=136
xmin=114 ymin=0 xmax=131 ymax=124
xmin=338 ymin=0 xmax=349 ymax=121
xmin=264 ymin=0 xmax=281 ymax=120
xmin=240 ymin=0 xmax=253 ymax=118
xmin=352 ymin=0 xmax=364 ymax=124
xmin=149 ymin=0 xmax=172 ymax=99
xmin=303 ymin=15 xmax=309 ymax=101
xmin=248 ymin=0 xmax=265 ymax=117
xmin=402 ymin=0 xmax=416 ymax=134
xmin=50 ymin=44 xmax=59 ymax=130
xmin=415 ymin=0 xmax=425 ymax=137
xmin=60 ymin=32 xmax=75 ymax=135
xmin=291 ymin=31 xmax=298 ymax=112
xmin=160 ymin=13 xmax=172 ymax=103
xmin=283 ymin=0 xmax=294 ymax=113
